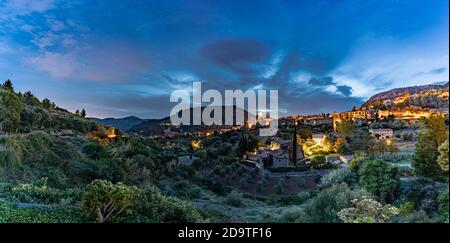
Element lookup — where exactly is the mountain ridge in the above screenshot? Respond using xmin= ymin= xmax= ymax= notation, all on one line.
xmin=362 ymin=82 xmax=449 ymax=109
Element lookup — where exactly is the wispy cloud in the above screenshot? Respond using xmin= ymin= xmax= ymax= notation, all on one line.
xmin=2 ymin=0 xmax=55 ymax=16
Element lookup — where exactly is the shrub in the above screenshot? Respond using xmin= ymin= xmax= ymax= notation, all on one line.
xmin=0 ymin=149 xmax=22 ymax=168
xmin=272 ymin=192 xmax=310 ymax=206
xmin=224 ymin=191 xmax=244 ymax=207
xmin=81 ymin=180 xmax=140 ymax=223
xmin=358 ymin=159 xmax=400 ymax=202
xmin=0 ymin=201 xmax=85 ymax=223
xmin=437 ymin=140 xmax=449 ymax=173
xmin=320 ymin=168 xmax=352 ymax=188
xmin=7 ymin=178 xmax=81 ymax=205
xmin=437 ymin=186 xmax=449 ymax=216
xmin=392 ymin=210 xmax=434 ymax=223
xmin=82 ymin=141 xmax=109 ymax=160
xmin=132 ymin=186 xmax=203 ymax=223
xmin=308 ymin=155 xmax=329 ymax=169
xmin=303 ymin=183 xmax=370 ymax=223
xmin=398 ymin=202 xmax=415 ymax=215
xmin=349 ymin=153 xmax=369 ymax=171
xmin=278 ymin=207 xmax=307 ymax=223
xmin=337 ymin=198 xmax=399 ymax=223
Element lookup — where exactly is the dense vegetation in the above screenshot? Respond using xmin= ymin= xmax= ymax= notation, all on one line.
xmin=0 ymin=80 xmax=448 ymax=223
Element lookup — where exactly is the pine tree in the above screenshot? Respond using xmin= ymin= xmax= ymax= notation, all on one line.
xmin=2 ymin=79 xmax=14 ymax=92
xmin=81 ymin=109 xmax=86 ymax=118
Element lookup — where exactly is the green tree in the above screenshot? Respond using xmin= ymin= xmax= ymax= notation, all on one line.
xmin=80 ymin=108 xmax=87 ymax=118
xmin=412 ymin=115 xmax=448 ymax=179
xmin=82 ymin=141 xmax=110 ymax=160
xmin=437 ymin=140 xmax=449 ymax=173
xmin=337 ymin=198 xmax=399 ymax=223
xmin=81 ymin=180 xmax=140 ymax=223
xmin=367 ymin=140 xmax=399 ymax=156
xmin=391 ymin=119 xmax=406 ymax=130
xmin=298 ymin=126 xmax=312 ymax=140
xmin=2 ymin=79 xmax=14 ymax=92
xmin=42 ymin=98 xmax=52 ymax=109
xmin=0 ymin=90 xmax=24 ymax=132
xmin=336 ymin=119 xmax=354 ymax=139
xmin=308 ymin=155 xmax=328 ymax=169
xmin=320 ymin=168 xmax=352 ymax=188
xmin=358 ymin=159 xmax=399 ymax=202
xmin=304 ymin=183 xmax=369 ymax=223
xmin=132 ymin=186 xmax=203 ymax=223
xmin=22 ymin=91 xmax=40 ymax=106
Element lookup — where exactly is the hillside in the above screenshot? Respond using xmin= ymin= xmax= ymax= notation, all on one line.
xmin=363 ymin=82 xmax=449 ymax=109
xmin=128 ymin=106 xmax=252 ymax=135
xmin=91 ymin=116 xmax=147 ymax=131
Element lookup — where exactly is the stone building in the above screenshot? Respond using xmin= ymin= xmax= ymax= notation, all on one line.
xmin=369 ymin=128 xmax=394 ymax=140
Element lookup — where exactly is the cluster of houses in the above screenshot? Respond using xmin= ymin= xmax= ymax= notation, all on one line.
xmin=244 ymin=137 xmax=305 ymax=169
xmin=292 ymin=106 xmax=445 ymax=133
xmin=241 ymin=124 xmax=399 ymax=170
xmin=242 ymin=135 xmax=358 ymax=170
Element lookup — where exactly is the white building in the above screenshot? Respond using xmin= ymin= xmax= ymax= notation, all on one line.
xmin=312 ymin=133 xmax=325 ymax=146
xmin=369 ymin=128 xmax=394 ymax=140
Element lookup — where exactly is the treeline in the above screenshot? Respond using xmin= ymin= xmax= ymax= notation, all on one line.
xmin=0 ymin=80 xmax=95 ymax=134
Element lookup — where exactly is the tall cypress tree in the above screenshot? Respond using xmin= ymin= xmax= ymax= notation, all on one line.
xmin=292 ymin=122 xmax=298 ymax=165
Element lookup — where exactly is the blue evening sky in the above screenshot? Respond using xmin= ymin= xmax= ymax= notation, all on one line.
xmin=0 ymin=0 xmax=448 ymax=118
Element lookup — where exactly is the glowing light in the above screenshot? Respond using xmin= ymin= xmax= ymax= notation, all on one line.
xmin=191 ymin=140 xmax=201 ymax=149
xmin=107 ymin=128 xmax=118 ymax=139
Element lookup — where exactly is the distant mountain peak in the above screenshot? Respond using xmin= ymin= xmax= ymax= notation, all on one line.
xmin=92 ymin=116 xmax=147 ymax=131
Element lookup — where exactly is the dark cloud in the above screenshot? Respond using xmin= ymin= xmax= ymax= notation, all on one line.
xmin=265 ymin=51 xmax=302 ymax=89
xmin=414 ymin=67 xmax=447 ymax=77
xmin=277 ymin=89 xmax=363 ymax=116
xmin=308 ymin=76 xmax=334 ymax=86
xmin=429 ymin=67 xmax=447 ymax=74
xmin=199 ymin=39 xmax=269 ymax=75
xmin=336 ymin=85 xmax=353 ymax=97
